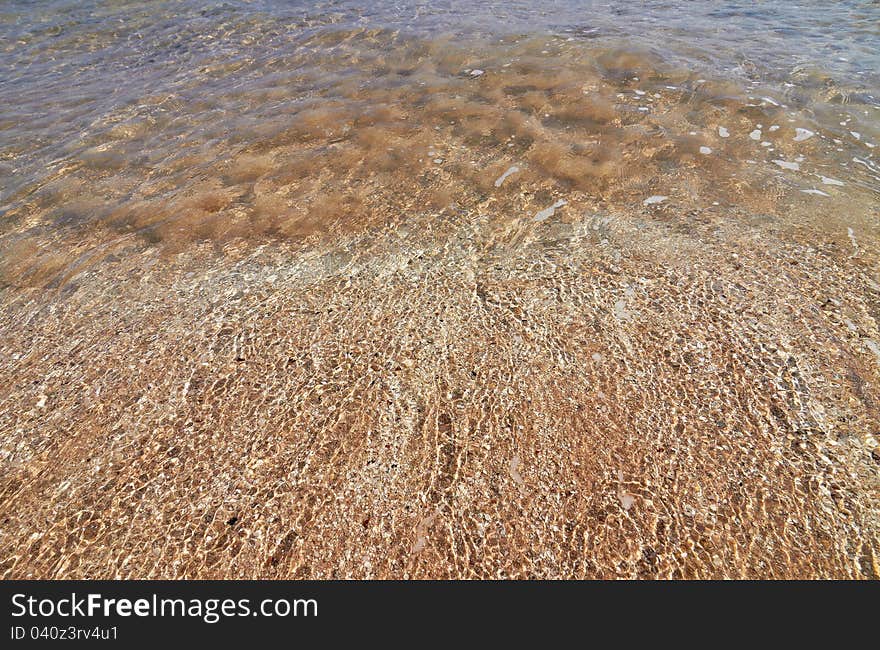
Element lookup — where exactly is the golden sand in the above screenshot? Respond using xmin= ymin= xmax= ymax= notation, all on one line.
xmin=1 ymin=34 xmax=878 ymax=578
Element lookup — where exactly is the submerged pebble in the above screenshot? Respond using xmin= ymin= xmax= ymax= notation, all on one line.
xmin=533 ymin=199 xmax=567 ymax=222
xmin=794 ymin=128 xmax=815 ymax=142
xmin=494 ymin=165 xmax=520 ymax=187
xmin=613 ymin=299 xmax=633 ymax=322
xmin=773 ymin=159 xmax=800 ymax=171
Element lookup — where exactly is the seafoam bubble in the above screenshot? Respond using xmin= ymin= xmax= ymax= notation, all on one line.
xmin=750 ymin=129 xmax=761 ymax=141
xmin=643 ymin=195 xmax=667 ymax=206
xmin=769 ymin=125 xmax=780 ymax=132
xmin=718 ymin=126 xmax=729 ymax=138
xmin=773 ymin=159 xmax=800 ymax=171
xmin=794 ymin=128 xmax=815 ymax=142
xmin=699 ymin=146 xmax=712 ymax=155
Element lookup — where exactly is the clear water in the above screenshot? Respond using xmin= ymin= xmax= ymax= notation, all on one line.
xmin=2 ymin=1 xmax=880 ymax=581
xmin=1 ymin=1 xmax=878 ymax=239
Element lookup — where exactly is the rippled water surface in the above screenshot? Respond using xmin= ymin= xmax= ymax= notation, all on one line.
xmin=1 ymin=2 xmax=879 ymax=579
xmin=2 ymin=1 xmax=879 ymax=275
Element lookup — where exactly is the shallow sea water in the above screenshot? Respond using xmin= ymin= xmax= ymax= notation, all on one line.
xmin=1 ymin=0 xmax=879 ymax=269
xmin=0 ymin=1 xmax=879 ymax=578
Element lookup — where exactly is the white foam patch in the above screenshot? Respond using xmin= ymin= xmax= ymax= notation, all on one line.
xmin=750 ymin=129 xmax=762 ymax=141
xmin=794 ymin=128 xmax=815 ymax=142
xmin=643 ymin=195 xmax=668 ymax=206
xmin=801 ymin=189 xmax=829 ymax=196
xmin=699 ymin=146 xmax=712 ymax=155
xmin=718 ymin=126 xmax=729 ymax=138
xmin=820 ymin=176 xmax=844 ymax=186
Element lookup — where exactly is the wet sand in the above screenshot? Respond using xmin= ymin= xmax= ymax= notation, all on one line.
xmin=1 ymin=24 xmax=879 ymax=578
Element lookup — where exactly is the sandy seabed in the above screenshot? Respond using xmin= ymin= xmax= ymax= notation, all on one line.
xmin=1 ymin=34 xmax=879 ymax=579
